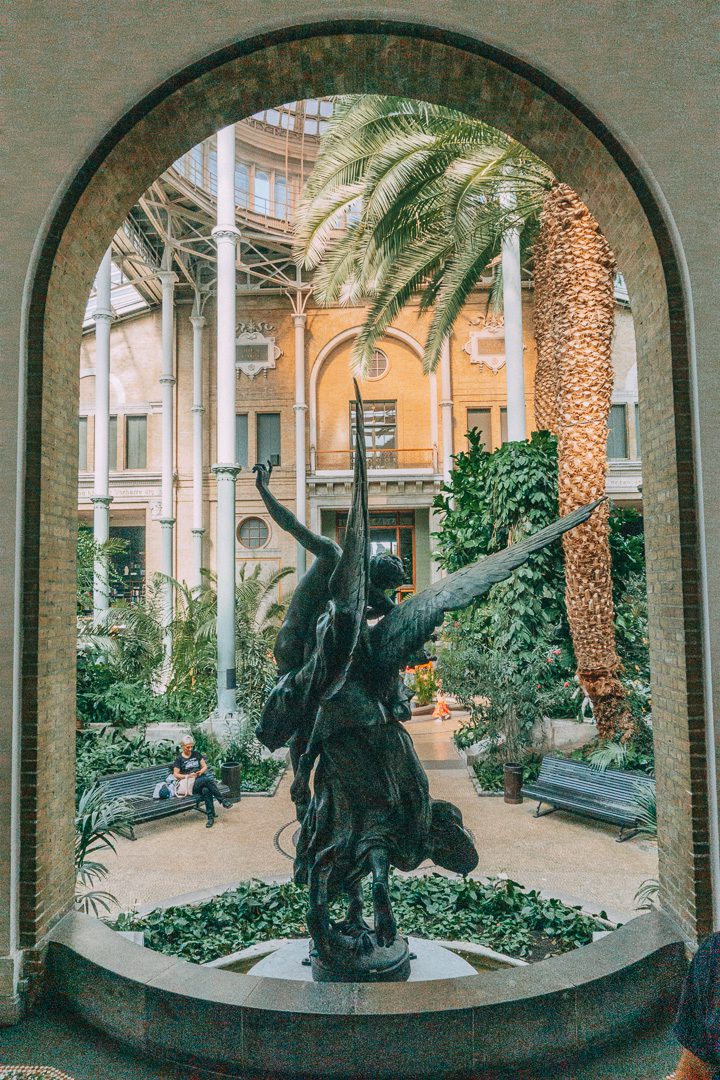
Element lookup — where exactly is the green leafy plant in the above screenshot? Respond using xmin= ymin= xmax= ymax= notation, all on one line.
xmin=112 ymin=872 xmax=607 ymax=964
xmin=75 ymin=784 xmax=134 ymax=915
xmin=634 ymin=877 xmax=659 ymax=911
xmin=75 ymin=727 xmax=176 ymax=797
xmin=472 ymin=754 xmax=542 ymax=793
xmin=409 ymin=666 xmax=439 ymax=706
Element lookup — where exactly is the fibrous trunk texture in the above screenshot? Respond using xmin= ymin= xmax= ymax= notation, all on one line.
xmin=534 ymin=183 xmax=630 ymax=739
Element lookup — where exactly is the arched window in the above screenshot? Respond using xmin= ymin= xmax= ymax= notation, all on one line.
xmin=237 ymin=517 xmax=270 ymax=549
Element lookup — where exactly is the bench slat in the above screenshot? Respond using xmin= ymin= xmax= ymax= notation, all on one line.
xmin=521 ymin=755 xmax=655 ymax=834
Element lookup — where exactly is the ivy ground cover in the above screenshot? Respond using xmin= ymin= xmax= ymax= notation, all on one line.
xmin=112 ymin=873 xmax=609 ymax=965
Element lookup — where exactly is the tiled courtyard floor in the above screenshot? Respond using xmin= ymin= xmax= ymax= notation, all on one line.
xmin=103 ymin=714 xmax=658 ymax=923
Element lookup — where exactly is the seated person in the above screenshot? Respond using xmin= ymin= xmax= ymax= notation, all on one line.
xmin=673 ymin=931 xmax=720 ymax=1079
xmin=173 ymin=735 xmax=232 ymax=829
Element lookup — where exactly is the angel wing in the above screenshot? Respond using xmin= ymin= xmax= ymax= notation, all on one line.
xmin=369 ymin=499 xmax=603 ymax=678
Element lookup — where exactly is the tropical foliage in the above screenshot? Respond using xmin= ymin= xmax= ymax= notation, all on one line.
xmin=298 ymin=94 xmax=628 ymax=737
xmin=112 ymin=872 xmax=608 ymax=965
xmin=295 ymin=95 xmax=550 ymax=373
xmin=75 ymin=783 xmax=134 ymax=915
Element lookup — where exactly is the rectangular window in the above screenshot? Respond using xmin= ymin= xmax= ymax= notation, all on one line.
xmin=254 ymin=170 xmax=270 ymax=214
xmin=350 ymin=400 xmax=397 ymax=466
xmin=466 ymin=408 xmax=492 ymax=450
xmin=257 ymin=412 xmax=281 ymax=467
xmin=126 ymin=415 xmax=147 ymax=469
xmin=500 ymin=407 xmax=508 ymax=445
xmin=207 ymin=146 xmax=217 ymax=196
xmin=634 ymin=403 xmax=641 ymax=458
xmin=235 ymin=162 xmax=250 ymax=208
xmin=188 ymin=145 xmax=204 ymax=186
xmin=108 ymin=415 xmax=117 ymax=470
xmin=274 ymin=175 xmax=287 ymax=220
xmin=79 ymin=416 xmax=88 ymax=470
xmin=235 ymin=413 xmax=248 ymax=469
xmin=607 ymin=404 xmax=628 ymax=459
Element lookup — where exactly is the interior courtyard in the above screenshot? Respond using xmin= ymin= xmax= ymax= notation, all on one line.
xmin=2 ymin=6 xmax=718 ymax=1079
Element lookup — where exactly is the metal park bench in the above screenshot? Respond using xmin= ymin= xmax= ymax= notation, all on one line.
xmin=521 ymin=755 xmax=655 ymax=842
xmin=97 ymin=764 xmax=230 ymax=837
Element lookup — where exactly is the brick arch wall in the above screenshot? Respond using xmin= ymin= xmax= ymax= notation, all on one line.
xmin=21 ymin=26 xmax=709 ymax=969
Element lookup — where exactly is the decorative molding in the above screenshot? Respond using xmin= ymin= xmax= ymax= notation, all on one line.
xmin=236 ymin=321 xmax=283 ymax=380
xmin=463 ymin=312 xmax=507 ymax=373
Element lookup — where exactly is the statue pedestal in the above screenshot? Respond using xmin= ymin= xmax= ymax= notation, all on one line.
xmin=247 ymin=936 xmax=476 ymax=983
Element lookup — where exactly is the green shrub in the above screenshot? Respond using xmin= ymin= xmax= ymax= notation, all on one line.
xmin=111 ymin=872 xmax=607 ymax=964
xmin=472 ymin=753 xmax=542 ymax=793
xmin=409 ymin=666 xmax=438 ymax=706
xmin=75 ymin=728 xmax=175 ymax=797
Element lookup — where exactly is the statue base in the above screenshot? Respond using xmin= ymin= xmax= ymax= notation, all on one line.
xmin=311 ymin=933 xmax=411 ymax=983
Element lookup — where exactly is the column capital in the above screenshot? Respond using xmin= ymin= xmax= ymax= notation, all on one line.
xmin=212 ymin=224 xmax=240 ymax=242
xmin=293 ymin=403 xmax=309 ymax=413
xmin=212 ymin=463 xmax=241 ymax=480
xmin=191 ymin=527 xmax=206 ymax=537
xmin=292 ymin=312 xmax=307 ymax=328
xmin=91 ymin=494 xmax=113 ymax=507
xmin=157 ymin=269 xmax=178 ymax=286
xmin=191 ymin=404 xmax=205 ymax=414
xmin=440 ymin=399 xmax=454 ymax=409
xmin=190 ymin=314 xmax=206 ymax=329
xmin=159 ymin=373 xmax=176 ymax=386
xmin=158 ymin=517 xmax=176 ymax=528
xmin=93 ymin=308 xmax=114 ymax=324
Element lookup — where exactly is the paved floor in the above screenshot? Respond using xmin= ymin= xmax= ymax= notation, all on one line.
xmin=1 ymin=1001 xmax=681 ymax=1079
xmin=103 ymin=714 xmax=657 ymax=923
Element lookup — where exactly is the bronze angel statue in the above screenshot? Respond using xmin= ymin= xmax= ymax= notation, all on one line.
xmin=254 ymin=384 xmax=600 ymax=981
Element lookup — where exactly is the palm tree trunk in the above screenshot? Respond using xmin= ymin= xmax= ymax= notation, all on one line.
xmin=534 ymin=183 xmax=631 ymax=740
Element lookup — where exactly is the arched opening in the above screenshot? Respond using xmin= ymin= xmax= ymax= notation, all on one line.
xmin=15 ymin=24 xmax=711 ymax=1022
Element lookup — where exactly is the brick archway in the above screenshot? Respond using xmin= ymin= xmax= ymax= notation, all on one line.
xmin=20 ymin=24 xmax=710 ymax=988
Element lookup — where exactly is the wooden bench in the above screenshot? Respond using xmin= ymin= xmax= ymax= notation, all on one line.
xmin=97 ymin=764 xmax=230 ymax=837
xmin=521 ymin=756 xmax=655 ymax=842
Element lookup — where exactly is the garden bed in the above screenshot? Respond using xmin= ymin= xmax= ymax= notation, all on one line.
xmin=111 ymin=872 xmax=611 ymax=966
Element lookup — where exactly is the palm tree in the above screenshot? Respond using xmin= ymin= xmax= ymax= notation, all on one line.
xmin=295 ymin=95 xmax=629 ymax=737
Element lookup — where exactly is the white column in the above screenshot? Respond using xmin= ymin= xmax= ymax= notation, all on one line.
xmin=212 ymin=124 xmax=240 ymax=720
xmin=293 ymin=307 xmax=308 ymax=578
xmin=439 ymin=338 xmax=454 ymax=484
xmin=190 ymin=306 xmax=206 ymax=588
xmin=157 ymin=252 xmax=177 ymax=665
xmin=500 ymin=191 xmax=527 ymax=441
xmin=92 ymin=246 xmax=114 ymax=620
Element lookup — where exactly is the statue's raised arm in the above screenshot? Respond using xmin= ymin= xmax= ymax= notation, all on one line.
xmin=369 ymin=498 xmax=604 ymax=679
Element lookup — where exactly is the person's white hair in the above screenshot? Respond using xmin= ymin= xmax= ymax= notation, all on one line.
xmin=180 ymin=734 xmax=195 ymax=746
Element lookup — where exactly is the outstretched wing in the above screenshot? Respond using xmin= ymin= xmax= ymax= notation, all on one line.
xmin=321 ymin=380 xmax=369 ymax=694
xmin=369 ymin=499 xmax=603 ymax=677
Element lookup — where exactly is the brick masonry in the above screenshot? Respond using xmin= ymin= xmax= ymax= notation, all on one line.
xmin=13 ymin=25 xmax=711 ymax=1003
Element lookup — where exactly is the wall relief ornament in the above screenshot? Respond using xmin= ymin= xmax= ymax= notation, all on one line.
xmin=236 ymin=321 xmax=283 ymax=379
xmin=462 ymin=312 xmax=507 ymax=374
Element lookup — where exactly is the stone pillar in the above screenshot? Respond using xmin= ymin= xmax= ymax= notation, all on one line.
xmin=439 ymin=338 xmax=453 ymax=484
xmin=157 ymin=252 xmax=177 ymax=665
xmin=500 ymin=193 xmax=527 ymax=442
xmin=92 ymin=246 xmax=114 ymax=620
xmin=293 ymin=307 xmax=308 ymax=578
xmin=190 ymin=305 xmax=206 ymax=588
xmin=212 ymin=124 xmax=240 ymax=719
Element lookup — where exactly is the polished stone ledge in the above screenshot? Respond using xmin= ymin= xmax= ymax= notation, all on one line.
xmin=45 ymin=909 xmax=686 ymax=1079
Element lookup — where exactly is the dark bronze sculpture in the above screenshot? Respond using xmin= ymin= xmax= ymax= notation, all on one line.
xmin=255 ymin=384 xmax=600 ymax=982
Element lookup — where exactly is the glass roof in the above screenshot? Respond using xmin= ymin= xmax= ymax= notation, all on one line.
xmin=83 ymin=259 xmax=150 ymax=329
xmin=251 ymin=98 xmax=335 ymax=136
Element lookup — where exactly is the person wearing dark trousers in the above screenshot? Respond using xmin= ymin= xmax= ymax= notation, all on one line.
xmin=173 ymin=735 xmax=232 ymax=828
xmin=673 ymin=931 xmax=720 ymax=1079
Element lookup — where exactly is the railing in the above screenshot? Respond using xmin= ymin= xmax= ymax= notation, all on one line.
xmin=312 ymin=447 xmax=437 ymax=472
